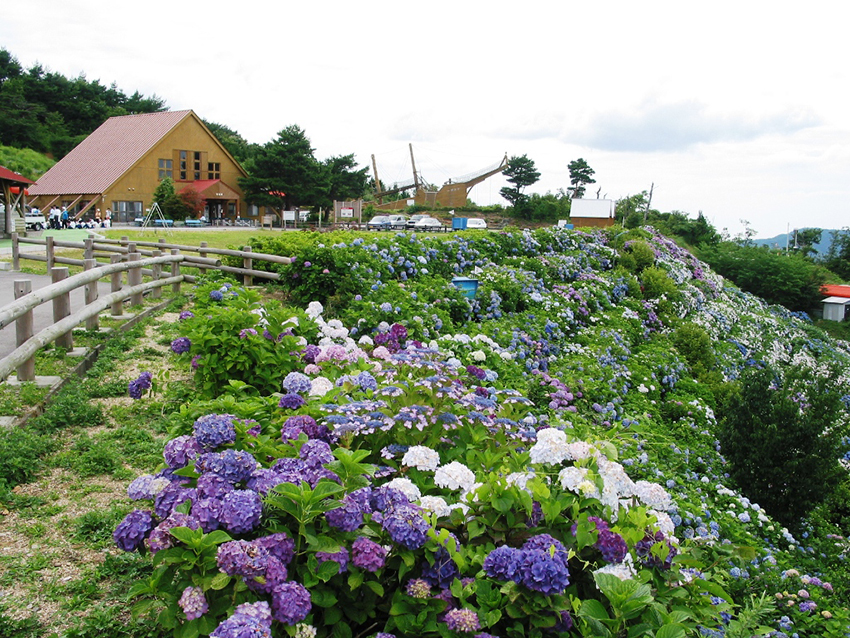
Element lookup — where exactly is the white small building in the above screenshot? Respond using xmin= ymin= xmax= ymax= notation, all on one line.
xmin=822 ymin=296 xmax=850 ymax=322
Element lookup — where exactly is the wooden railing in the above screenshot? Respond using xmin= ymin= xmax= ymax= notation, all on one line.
xmin=2 ymin=235 xmax=294 ymax=383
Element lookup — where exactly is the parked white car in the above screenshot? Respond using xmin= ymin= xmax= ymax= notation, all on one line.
xmin=466 ymin=218 xmax=488 ymax=229
xmin=414 ymin=217 xmax=442 ymax=230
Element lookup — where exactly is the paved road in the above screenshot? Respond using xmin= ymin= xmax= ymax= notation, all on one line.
xmin=0 ymin=270 xmax=115 ymax=361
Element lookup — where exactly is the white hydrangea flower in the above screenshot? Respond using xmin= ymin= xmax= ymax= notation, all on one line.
xmin=434 ymin=461 xmax=476 ymax=491
xmin=401 ymin=446 xmax=440 ymax=471
xmin=385 ymin=478 xmax=421 ymax=502
xmin=528 ymin=428 xmax=569 ymax=465
xmin=285 ymin=315 xmax=301 ymax=326
xmin=358 ymin=335 xmax=374 ymax=347
xmin=506 ymin=472 xmax=534 ymax=490
xmin=499 ymin=351 xmax=514 ymax=361
xmin=310 ymin=376 xmax=334 ymax=397
xmin=294 ymin=624 xmax=317 ymax=638
xmin=471 ymin=350 xmax=486 ymax=362
xmin=565 ymin=441 xmax=593 ymax=461
xmin=634 ymin=481 xmax=672 ymax=510
xmin=559 ymin=466 xmax=590 ymax=492
xmin=648 ymin=509 xmax=676 ymax=536
xmin=305 ymin=302 xmax=323 ymax=319
xmin=419 ymin=496 xmax=451 ymax=517
xmin=594 ymin=554 xmax=637 ymax=581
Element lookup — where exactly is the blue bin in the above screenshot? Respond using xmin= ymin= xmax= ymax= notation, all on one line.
xmin=451 ymin=276 xmax=479 ymax=299
xmin=452 ymin=217 xmax=468 ymax=230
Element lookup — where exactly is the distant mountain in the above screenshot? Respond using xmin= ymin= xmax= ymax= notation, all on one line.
xmin=753 ymin=228 xmax=841 ymax=255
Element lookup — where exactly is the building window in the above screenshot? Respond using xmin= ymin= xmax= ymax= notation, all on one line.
xmin=207 ymin=162 xmax=221 ymax=180
xmin=247 ymin=204 xmax=259 ymax=217
xmin=179 ymin=150 xmax=188 ymax=180
xmin=158 ymin=159 xmax=172 ymax=180
xmin=112 ymin=200 xmax=144 ymax=223
xmin=194 ymin=151 xmax=201 ymax=180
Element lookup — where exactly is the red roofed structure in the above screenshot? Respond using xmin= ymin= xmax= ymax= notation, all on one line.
xmin=822 ymin=285 xmax=850 ymax=299
xmin=1 ymin=165 xmax=34 ymax=236
xmin=28 ymin=110 xmax=254 ymax=224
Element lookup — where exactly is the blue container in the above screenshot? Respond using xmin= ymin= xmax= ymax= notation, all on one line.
xmin=452 ymin=217 xmax=468 ymax=230
xmin=451 ymin=276 xmax=479 ymax=299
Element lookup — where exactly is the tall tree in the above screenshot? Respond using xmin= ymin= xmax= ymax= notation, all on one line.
xmin=203 ymin=119 xmax=254 ymax=164
xmin=239 ymin=125 xmax=325 ymax=212
xmin=320 ymin=154 xmax=369 ymax=209
xmin=499 ymin=154 xmax=540 ymax=213
xmin=567 ymin=158 xmax=596 ymax=199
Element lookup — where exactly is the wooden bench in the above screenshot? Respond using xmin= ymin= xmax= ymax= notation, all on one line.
xmin=184 ymin=219 xmax=203 ymax=227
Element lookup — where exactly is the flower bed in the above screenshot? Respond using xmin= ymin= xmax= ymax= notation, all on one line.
xmin=115 ymin=227 xmax=850 ymax=637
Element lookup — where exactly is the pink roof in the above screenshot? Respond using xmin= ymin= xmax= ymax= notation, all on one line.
xmin=29 ymin=110 xmax=192 ymax=195
xmin=0 ymin=165 xmax=34 ymax=184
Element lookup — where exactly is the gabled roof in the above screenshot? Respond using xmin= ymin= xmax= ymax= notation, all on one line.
xmin=179 ymin=179 xmax=240 ymax=199
xmin=29 ymin=110 xmax=193 ymax=195
xmin=0 ymin=165 xmax=34 ymax=184
xmin=821 ymin=285 xmax=850 ymax=299
xmin=823 ymin=296 xmax=850 ymax=305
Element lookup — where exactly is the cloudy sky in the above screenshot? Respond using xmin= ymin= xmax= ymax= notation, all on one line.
xmin=3 ymin=1 xmax=848 ymax=238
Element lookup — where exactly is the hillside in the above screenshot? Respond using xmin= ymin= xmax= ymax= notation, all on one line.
xmin=2 ymin=225 xmax=849 ymax=637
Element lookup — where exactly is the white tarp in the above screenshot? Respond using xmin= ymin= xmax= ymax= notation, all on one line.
xmin=570 ymin=199 xmax=614 ymax=218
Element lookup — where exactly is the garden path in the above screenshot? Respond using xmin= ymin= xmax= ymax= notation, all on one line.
xmin=0 ymin=270 xmax=114 ymax=361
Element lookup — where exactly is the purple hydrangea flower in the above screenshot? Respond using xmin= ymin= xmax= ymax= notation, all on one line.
xmin=179 ymin=310 xmax=194 ymax=320
xmin=421 ymin=546 xmax=459 ymax=588
xmin=196 ymin=449 xmax=259 ymax=485
xmin=154 ymin=483 xmax=196 ymax=518
xmin=517 ymin=549 xmax=570 ymax=595
xmin=356 ymin=371 xmax=378 ymax=392
xmin=370 ymin=486 xmax=411 ymax=512
xmin=247 ymin=555 xmax=289 ymax=595
xmin=302 ymin=344 xmax=321 ymax=363
xmin=299 ymin=439 xmax=334 ymax=468
xmin=192 ymin=497 xmax=223 ymax=532
xmin=445 ymin=608 xmax=480 ymax=633
xmin=163 ymin=435 xmax=203 ymax=469
xmin=193 ymin=414 xmax=237 ymax=451
xmin=325 ymin=497 xmax=365 ymax=532
xmin=351 ymin=536 xmax=387 ymax=572
xmin=178 ymin=586 xmax=208 ymax=621
xmin=247 ymin=468 xmax=288 ymax=495
xmin=147 ymin=512 xmax=201 ymax=554
xmin=522 ymin=534 xmax=569 ymax=565
xmin=128 ymin=371 xmax=152 ymax=400
xmin=270 ymin=581 xmax=312 ymax=625
xmin=171 ymin=337 xmax=192 ymax=354
xmin=317 ymin=547 xmax=350 ymax=573
xmin=210 ymin=601 xmax=272 ymax=638
xmin=278 ymin=393 xmax=306 ymax=410
xmin=382 ymin=506 xmax=429 ymax=550
xmin=465 ymin=365 xmax=486 ymax=381
xmin=483 ymin=545 xmax=521 ymax=581
xmin=255 ymin=532 xmax=296 ymax=565
xmin=219 ymin=489 xmax=263 ymax=534
xmin=636 ymin=530 xmax=677 ymax=570
xmin=597 ymin=528 xmax=628 ymax=563
xmin=127 ymin=474 xmax=169 ymax=500
xmin=281 ymin=414 xmax=331 ymax=442
xmin=217 ymin=539 xmax=269 ymax=577
xmin=113 ymin=509 xmax=155 ymax=552
xmin=239 ymin=328 xmax=258 ymax=339
xmin=405 ymin=578 xmax=431 ymax=598
xmin=209 ymin=290 xmax=224 ymax=302
xmin=282 ymin=372 xmax=312 ymax=395
xmin=191 ymin=355 xmax=201 ymax=370
xmin=196 ymin=473 xmax=235 ymax=499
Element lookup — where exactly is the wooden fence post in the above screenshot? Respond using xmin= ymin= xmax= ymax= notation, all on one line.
xmin=110 ymin=254 xmax=124 ymax=316
xmin=151 ymin=250 xmax=162 ymax=299
xmin=11 ymin=232 xmax=20 ymax=271
xmin=46 ymin=236 xmax=55 ymax=271
xmin=198 ymin=241 xmax=208 ymax=276
xmin=14 ymin=280 xmax=35 ymax=381
xmin=243 ymin=246 xmax=253 ymax=286
xmin=84 ymin=258 xmax=99 ymax=331
xmin=52 ymin=267 xmax=73 ymax=350
xmin=128 ymin=253 xmax=143 ymax=306
xmin=120 ymin=236 xmax=129 ymax=251
xmin=84 ymin=237 xmax=94 ymax=260
xmin=171 ymin=249 xmax=182 ymax=295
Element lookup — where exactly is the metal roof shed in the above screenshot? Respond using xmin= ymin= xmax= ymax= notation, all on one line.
xmin=822 ymin=296 xmax=850 ymax=322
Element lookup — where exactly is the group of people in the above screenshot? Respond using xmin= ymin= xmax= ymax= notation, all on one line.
xmin=46 ymin=206 xmax=112 ymax=230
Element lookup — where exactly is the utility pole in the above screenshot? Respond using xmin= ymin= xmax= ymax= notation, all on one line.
xmin=643 ymin=182 xmax=654 ymax=223
xmin=409 ymin=143 xmax=420 ymax=193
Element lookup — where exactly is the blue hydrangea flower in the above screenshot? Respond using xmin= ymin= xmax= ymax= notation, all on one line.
xmin=193 ymin=414 xmax=237 ymax=451
xmin=219 ymin=489 xmax=263 ymax=534
xmin=282 ymin=372 xmax=312 ymax=395
xmin=113 ymin=509 xmax=155 ymax=552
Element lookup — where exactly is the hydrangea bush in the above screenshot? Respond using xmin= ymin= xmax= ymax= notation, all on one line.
xmin=117 ymin=226 xmax=850 ymax=637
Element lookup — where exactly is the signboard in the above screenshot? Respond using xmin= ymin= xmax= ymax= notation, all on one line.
xmin=283 ymin=210 xmax=296 ymax=221
xmin=340 ymin=207 xmax=354 ymax=218
xmin=570 ymin=199 xmax=614 ymax=219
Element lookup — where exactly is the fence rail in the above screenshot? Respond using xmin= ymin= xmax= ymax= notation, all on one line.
xmin=2 ymin=234 xmax=294 ymax=383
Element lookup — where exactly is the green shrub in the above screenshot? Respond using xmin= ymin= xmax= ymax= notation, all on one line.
xmin=717 ymin=364 xmax=848 ymax=530
xmin=0 ymin=428 xmax=57 ymax=489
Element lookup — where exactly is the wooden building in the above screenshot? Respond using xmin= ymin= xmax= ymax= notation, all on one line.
xmin=28 ymin=110 xmax=253 ymax=224
xmin=568 ymin=199 xmax=616 ymax=228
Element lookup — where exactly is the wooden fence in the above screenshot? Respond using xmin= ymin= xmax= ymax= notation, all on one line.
xmin=1 ymin=234 xmax=293 ymax=383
